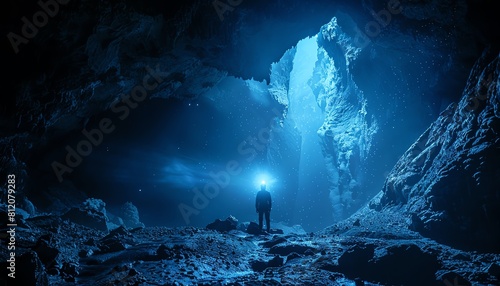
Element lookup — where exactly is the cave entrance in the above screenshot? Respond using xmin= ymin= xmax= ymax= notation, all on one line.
xmin=286 ymin=36 xmax=332 ymax=231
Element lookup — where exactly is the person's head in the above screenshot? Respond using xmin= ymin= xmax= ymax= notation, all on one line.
xmin=261 ymin=183 xmax=266 ymax=191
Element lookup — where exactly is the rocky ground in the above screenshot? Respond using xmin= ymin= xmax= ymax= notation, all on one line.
xmin=2 ymin=205 xmax=500 ymax=286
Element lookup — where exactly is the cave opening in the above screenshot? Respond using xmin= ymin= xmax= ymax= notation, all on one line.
xmin=285 ymin=36 xmax=333 ymax=230
xmin=26 ymin=12 xmax=448 ymax=232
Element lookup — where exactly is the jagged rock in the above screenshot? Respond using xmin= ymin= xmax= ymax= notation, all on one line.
xmin=260 ymin=236 xmax=287 ymax=248
xmin=236 ymin=221 xmax=250 ymax=232
xmin=335 ymin=243 xmax=375 ymax=272
xmin=269 ymin=244 xmax=317 ymax=256
xmin=371 ymin=50 xmax=500 ymax=252
xmin=83 ymin=238 xmax=97 ymax=246
xmin=62 ymin=207 xmax=108 ymax=232
xmin=246 ymin=222 xmax=264 ymax=235
xmin=78 ymin=249 xmax=94 ymax=258
xmin=106 ymin=211 xmax=125 ymax=230
xmin=19 ymin=196 xmax=36 ymax=217
xmin=82 ymin=198 xmax=107 ymax=216
xmin=97 ymin=239 xmax=128 ymax=254
xmin=309 ymin=16 xmax=379 ymax=222
xmin=61 ymin=261 xmax=80 ymax=282
xmin=244 ymin=223 xmax=285 ymax=235
xmin=334 ymin=243 xmax=440 ymax=285
xmin=103 ymin=225 xmax=131 ymax=239
xmin=128 ymin=268 xmax=139 ymax=276
xmin=286 ymin=252 xmax=301 ymax=263
xmin=206 ymin=216 xmax=238 ymax=232
xmin=96 ymin=226 xmax=134 ymax=254
xmin=120 ymin=202 xmax=145 ymax=229
xmin=250 ymin=260 xmax=268 ymax=272
xmin=439 ymin=272 xmax=471 ymax=286
xmin=267 ymin=255 xmax=284 ymax=268
xmin=156 ymin=244 xmax=172 ymax=260
xmin=251 ymin=255 xmax=283 ymax=272
xmin=33 ymin=235 xmax=59 ymax=268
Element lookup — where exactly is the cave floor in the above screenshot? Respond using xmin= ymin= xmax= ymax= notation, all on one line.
xmin=2 ymin=209 xmax=499 ymax=286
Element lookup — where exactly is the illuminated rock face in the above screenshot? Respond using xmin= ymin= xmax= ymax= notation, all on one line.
xmin=299 ymin=8 xmax=477 ymax=222
xmin=371 ymin=49 xmax=500 ymax=252
xmin=309 ymin=17 xmax=378 ymax=221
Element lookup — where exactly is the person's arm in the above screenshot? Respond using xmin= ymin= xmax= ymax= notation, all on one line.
xmin=268 ymin=193 xmax=272 ymax=210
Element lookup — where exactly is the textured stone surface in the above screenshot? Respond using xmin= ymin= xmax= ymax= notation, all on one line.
xmin=371 ymin=49 xmax=500 ymax=252
xmin=2 ymin=213 xmax=499 ymax=285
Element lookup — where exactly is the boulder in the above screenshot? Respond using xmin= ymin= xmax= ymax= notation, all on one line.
xmin=120 ymin=202 xmax=145 ymax=229
xmin=286 ymin=252 xmax=302 ymax=263
xmin=439 ymin=272 xmax=471 ymax=286
xmin=62 ymin=207 xmax=108 ymax=232
xmin=250 ymin=255 xmax=284 ymax=272
xmin=246 ymin=222 xmax=264 ymax=235
xmin=269 ymin=244 xmax=317 ymax=256
xmin=333 ymin=243 xmax=440 ymax=285
xmin=260 ymin=236 xmax=287 ymax=248
xmin=97 ymin=226 xmax=134 ymax=254
xmin=206 ymin=216 xmax=238 ymax=232
xmin=33 ymin=235 xmax=60 ymax=268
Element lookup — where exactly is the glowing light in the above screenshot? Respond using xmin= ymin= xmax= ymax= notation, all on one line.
xmin=254 ymin=172 xmax=277 ymax=191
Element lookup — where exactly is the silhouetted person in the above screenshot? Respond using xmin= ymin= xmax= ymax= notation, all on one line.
xmin=255 ymin=183 xmax=272 ymax=232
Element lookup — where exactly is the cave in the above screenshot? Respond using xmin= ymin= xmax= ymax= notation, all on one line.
xmin=1 ymin=0 xmax=500 ymax=285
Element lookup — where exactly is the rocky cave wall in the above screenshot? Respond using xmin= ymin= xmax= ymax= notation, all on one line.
xmin=309 ymin=16 xmax=378 ymax=221
xmin=371 ymin=49 xmax=500 ymax=252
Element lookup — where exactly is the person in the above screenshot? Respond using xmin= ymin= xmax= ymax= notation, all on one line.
xmin=255 ymin=182 xmax=272 ymax=232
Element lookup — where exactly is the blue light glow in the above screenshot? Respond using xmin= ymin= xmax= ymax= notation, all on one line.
xmin=255 ymin=172 xmax=276 ymax=190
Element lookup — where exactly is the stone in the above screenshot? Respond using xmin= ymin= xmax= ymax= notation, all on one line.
xmin=246 ymin=222 xmax=264 ymax=235
xmin=260 ymin=236 xmax=287 ymax=248
xmin=206 ymin=216 xmax=238 ymax=232
xmin=33 ymin=237 xmax=60 ymax=268
xmin=269 ymin=244 xmax=317 ymax=256
xmin=486 ymin=263 xmax=500 ymax=278
xmin=120 ymin=202 xmax=145 ymax=229
xmin=439 ymin=272 xmax=471 ymax=286
xmin=62 ymin=207 xmax=108 ymax=232
xmin=267 ymin=255 xmax=284 ymax=268
xmin=286 ymin=252 xmax=301 ymax=263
